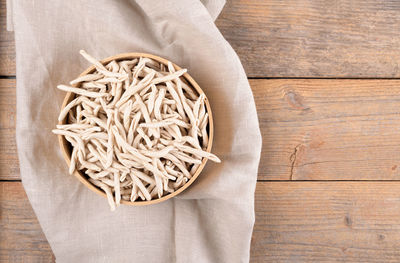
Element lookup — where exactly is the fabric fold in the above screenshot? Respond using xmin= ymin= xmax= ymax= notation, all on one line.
xmin=9 ymin=0 xmax=261 ymax=262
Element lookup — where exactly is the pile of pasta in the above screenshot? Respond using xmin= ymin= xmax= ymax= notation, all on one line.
xmin=53 ymin=50 xmax=220 ymax=210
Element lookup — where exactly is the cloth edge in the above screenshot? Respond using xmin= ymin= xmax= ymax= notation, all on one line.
xmin=200 ymin=0 xmax=226 ymax=21
xmin=6 ymin=0 xmax=14 ymax=31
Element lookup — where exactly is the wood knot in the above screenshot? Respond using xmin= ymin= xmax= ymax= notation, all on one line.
xmin=344 ymin=215 xmax=352 ymax=227
xmin=284 ymin=90 xmax=311 ymax=111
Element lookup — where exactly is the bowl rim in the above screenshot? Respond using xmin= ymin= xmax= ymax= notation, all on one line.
xmin=57 ymin=52 xmax=214 ymax=206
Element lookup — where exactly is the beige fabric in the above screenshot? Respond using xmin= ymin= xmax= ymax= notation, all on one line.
xmin=8 ymin=0 xmax=261 ymax=262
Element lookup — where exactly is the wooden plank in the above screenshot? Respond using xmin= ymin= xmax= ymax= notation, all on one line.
xmin=0 ymin=79 xmax=18 ymax=180
xmin=0 ymin=182 xmax=55 ymax=262
xmin=0 ymin=0 xmax=16 ymax=76
xmin=252 ymin=182 xmax=400 ymax=262
xmin=4 ymin=79 xmax=400 ymax=180
xmin=251 ymin=79 xmax=400 ymax=180
xmin=4 ymin=181 xmax=400 ymax=262
xmin=216 ymin=0 xmax=400 ymax=77
xmin=4 ymin=1 xmax=400 ymax=77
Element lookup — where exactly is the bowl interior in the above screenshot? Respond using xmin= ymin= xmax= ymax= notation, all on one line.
xmin=57 ymin=53 xmax=214 ymax=206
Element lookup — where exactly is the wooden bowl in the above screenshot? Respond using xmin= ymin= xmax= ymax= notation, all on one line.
xmin=57 ymin=53 xmax=214 ymax=206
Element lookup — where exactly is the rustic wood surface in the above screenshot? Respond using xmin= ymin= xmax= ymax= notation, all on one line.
xmin=252 ymin=182 xmax=400 ymax=262
xmin=1 ymin=182 xmax=55 ymax=262
xmin=4 ymin=0 xmax=400 ymax=77
xmin=216 ymin=0 xmax=400 ymax=78
xmin=3 ymin=0 xmax=400 ymax=262
xmin=0 ymin=79 xmax=18 ymax=180
xmin=252 ymin=79 xmax=400 ymax=180
xmin=0 ymin=0 xmax=15 ymax=76
xmin=4 ymin=182 xmax=400 ymax=262
xmin=4 ymin=79 xmax=400 ymax=181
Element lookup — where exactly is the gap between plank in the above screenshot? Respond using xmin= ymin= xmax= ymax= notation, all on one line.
xmin=0 ymin=179 xmax=21 ymax=182
xmin=3 ymin=179 xmax=400 ymax=183
xmin=4 ymin=76 xmax=400 ymax=80
xmin=248 ymin=77 xmax=400 ymax=80
xmin=260 ymin=180 xmax=400 ymax=182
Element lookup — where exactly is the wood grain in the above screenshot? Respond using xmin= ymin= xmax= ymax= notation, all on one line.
xmin=253 ymin=79 xmax=400 ymax=180
xmin=3 ymin=181 xmax=400 ymax=262
xmin=4 ymin=1 xmax=400 ymax=77
xmin=0 ymin=79 xmax=18 ymax=180
xmin=252 ymin=182 xmax=400 ymax=262
xmin=0 ymin=0 xmax=16 ymax=76
xmin=0 ymin=182 xmax=55 ymax=262
xmin=4 ymin=1 xmax=400 ymax=262
xmin=216 ymin=0 xmax=400 ymax=77
xmin=4 ymin=79 xmax=400 ymax=180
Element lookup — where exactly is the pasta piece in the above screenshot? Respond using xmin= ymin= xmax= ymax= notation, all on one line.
xmin=56 ymin=123 xmax=93 ymax=130
xmin=131 ymin=168 xmax=156 ymax=185
xmin=52 ymin=129 xmax=85 ymax=156
xmin=123 ymin=100 xmax=132 ymax=131
xmin=81 ymin=81 xmax=107 ymax=89
xmin=69 ymin=147 xmax=78 ymax=175
xmin=89 ymin=178 xmax=116 ymax=211
xmin=129 ymin=174 xmax=151 ymax=201
xmin=116 ymin=71 xmax=155 ymax=107
xmin=139 ymin=145 xmax=174 ymax=158
xmin=79 ymin=50 xmax=107 ymax=70
xmin=70 ymin=74 xmax=103 ymax=85
xmin=147 ymin=85 xmax=157 ymax=114
xmin=57 ymin=85 xmax=108 ymax=98
xmin=114 ymin=172 xmax=121 ymax=206
xmin=174 ymin=143 xmax=220 ymax=163
xmin=111 ymin=126 xmax=152 ymax=163
xmin=154 ymin=88 xmax=166 ymax=120
xmin=171 ymin=150 xmax=202 ymax=164
xmin=130 ymin=183 xmax=138 ymax=202
xmin=127 ymin=112 xmax=141 ymax=145
xmin=58 ymin=97 xmax=80 ymax=121
xmin=53 ymin=51 xmax=221 ymax=210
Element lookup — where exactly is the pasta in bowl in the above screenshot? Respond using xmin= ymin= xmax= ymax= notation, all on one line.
xmin=53 ymin=51 xmax=220 ymax=210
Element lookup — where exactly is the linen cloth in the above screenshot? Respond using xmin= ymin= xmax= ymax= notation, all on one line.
xmin=7 ymin=0 xmax=262 ymax=262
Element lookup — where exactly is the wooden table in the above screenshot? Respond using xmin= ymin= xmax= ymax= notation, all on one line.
xmin=3 ymin=0 xmax=400 ymax=262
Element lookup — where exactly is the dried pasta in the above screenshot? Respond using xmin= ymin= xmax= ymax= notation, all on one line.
xmin=53 ymin=50 xmax=220 ymax=211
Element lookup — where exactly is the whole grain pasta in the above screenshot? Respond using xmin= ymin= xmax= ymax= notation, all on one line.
xmin=53 ymin=50 xmax=220 ymax=210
